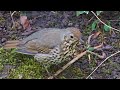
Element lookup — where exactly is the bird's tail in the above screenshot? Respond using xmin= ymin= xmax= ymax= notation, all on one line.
xmin=3 ymin=40 xmax=20 ymax=49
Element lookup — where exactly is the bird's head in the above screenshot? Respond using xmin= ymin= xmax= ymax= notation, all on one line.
xmin=64 ymin=27 xmax=84 ymax=44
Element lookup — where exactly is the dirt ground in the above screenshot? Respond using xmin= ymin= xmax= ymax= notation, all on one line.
xmin=0 ymin=11 xmax=120 ymax=79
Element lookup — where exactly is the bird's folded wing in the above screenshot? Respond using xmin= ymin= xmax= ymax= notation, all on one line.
xmin=16 ymin=49 xmax=38 ymax=55
xmin=3 ymin=40 xmax=20 ymax=49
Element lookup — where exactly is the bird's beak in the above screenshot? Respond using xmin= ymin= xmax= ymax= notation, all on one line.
xmin=79 ymin=38 xmax=84 ymax=44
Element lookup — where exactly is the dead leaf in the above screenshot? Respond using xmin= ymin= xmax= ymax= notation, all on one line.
xmin=93 ymin=31 xmax=101 ymax=39
xmin=20 ymin=15 xmax=31 ymax=30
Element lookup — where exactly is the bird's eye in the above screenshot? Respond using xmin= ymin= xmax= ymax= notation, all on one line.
xmin=70 ymin=35 xmax=74 ymax=38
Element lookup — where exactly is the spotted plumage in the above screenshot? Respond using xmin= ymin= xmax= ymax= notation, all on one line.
xmin=3 ymin=27 xmax=82 ymax=67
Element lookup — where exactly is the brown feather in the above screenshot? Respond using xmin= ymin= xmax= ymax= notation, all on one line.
xmin=3 ymin=40 xmax=20 ymax=49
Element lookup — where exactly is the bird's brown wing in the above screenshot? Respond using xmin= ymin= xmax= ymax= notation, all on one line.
xmin=17 ymin=38 xmax=52 ymax=55
xmin=3 ymin=40 xmax=20 ymax=49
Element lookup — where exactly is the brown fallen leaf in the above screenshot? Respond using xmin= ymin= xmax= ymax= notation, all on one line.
xmin=20 ymin=15 xmax=31 ymax=30
xmin=93 ymin=31 xmax=101 ymax=39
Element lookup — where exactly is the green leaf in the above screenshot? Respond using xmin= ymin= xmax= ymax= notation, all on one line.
xmin=87 ymin=47 xmax=94 ymax=51
xmin=76 ymin=11 xmax=89 ymax=16
xmin=92 ymin=20 xmax=98 ymax=30
xmin=96 ymin=11 xmax=103 ymax=16
xmin=76 ymin=11 xmax=80 ymax=16
xmin=83 ymin=11 xmax=89 ymax=14
xmin=103 ymin=22 xmax=111 ymax=32
xmin=20 ymin=11 xmax=26 ymax=16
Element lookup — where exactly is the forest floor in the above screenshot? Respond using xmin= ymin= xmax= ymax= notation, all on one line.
xmin=0 ymin=11 xmax=120 ymax=79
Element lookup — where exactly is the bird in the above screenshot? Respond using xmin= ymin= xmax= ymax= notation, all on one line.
xmin=3 ymin=27 xmax=83 ymax=65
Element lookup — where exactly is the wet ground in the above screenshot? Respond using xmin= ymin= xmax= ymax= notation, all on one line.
xmin=0 ymin=11 xmax=120 ymax=79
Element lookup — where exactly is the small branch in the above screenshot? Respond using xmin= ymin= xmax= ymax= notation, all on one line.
xmin=88 ymin=54 xmax=91 ymax=63
xmin=93 ymin=31 xmax=101 ymax=39
xmin=11 ymin=11 xmax=17 ymax=16
xmin=48 ymin=51 xmax=87 ymax=79
xmin=86 ymin=16 xmax=94 ymax=25
xmin=87 ymin=34 xmax=94 ymax=45
xmin=10 ymin=11 xmax=16 ymax=29
xmin=86 ymin=50 xmax=120 ymax=79
xmin=94 ymin=43 xmax=103 ymax=50
xmin=87 ymin=31 xmax=101 ymax=47
xmin=91 ymin=11 xmax=120 ymax=32
xmin=87 ymin=50 xmax=106 ymax=59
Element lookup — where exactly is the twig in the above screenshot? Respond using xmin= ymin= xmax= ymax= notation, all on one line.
xmin=87 ymin=50 xmax=106 ymax=59
xmin=87 ymin=31 xmax=101 ymax=47
xmin=86 ymin=16 xmax=94 ymax=25
xmin=93 ymin=31 xmax=101 ymax=39
xmin=91 ymin=11 xmax=120 ymax=32
xmin=86 ymin=50 xmax=120 ymax=79
xmin=94 ymin=43 xmax=103 ymax=50
xmin=48 ymin=51 xmax=87 ymax=79
xmin=88 ymin=54 xmax=91 ymax=63
xmin=11 ymin=11 xmax=17 ymax=16
xmin=87 ymin=34 xmax=94 ymax=45
xmin=10 ymin=11 xmax=16 ymax=29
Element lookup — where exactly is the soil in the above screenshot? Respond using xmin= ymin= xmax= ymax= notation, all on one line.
xmin=0 ymin=11 xmax=120 ymax=79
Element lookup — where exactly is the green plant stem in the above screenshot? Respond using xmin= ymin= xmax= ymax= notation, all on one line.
xmin=91 ymin=11 xmax=120 ymax=32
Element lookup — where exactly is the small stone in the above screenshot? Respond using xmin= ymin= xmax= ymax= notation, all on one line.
xmin=0 ymin=27 xmax=2 ymax=30
xmin=117 ymin=76 xmax=120 ymax=79
xmin=18 ymin=25 xmax=22 ymax=30
xmin=1 ymin=38 xmax=6 ymax=43
xmin=68 ymin=22 xmax=73 ymax=26
xmin=75 ymin=24 xmax=79 ymax=27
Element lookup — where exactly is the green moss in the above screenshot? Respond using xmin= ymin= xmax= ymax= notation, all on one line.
xmin=102 ymin=67 xmax=112 ymax=74
xmin=0 ymin=48 xmax=18 ymax=65
xmin=58 ymin=64 xmax=85 ymax=79
xmin=59 ymin=76 xmax=67 ymax=79
xmin=0 ymin=47 xmax=48 ymax=79
xmin=83 ymin=25 xmax=92 ymax=36
xmin=0 ymin=60 xmax=3 ymax=72
xmin=89 ymin=58 xmax=97 ymax=68
xmin=70 ymin=66 xmax=85 ymax=79
xmin=0 ymin=16 xmax=5 ymax=23
xmin=8 ymin=59 xmax=46 ymax=79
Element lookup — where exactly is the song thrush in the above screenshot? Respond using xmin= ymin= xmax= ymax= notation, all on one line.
xmin=4 ymin=27 xmax=83 ymax=65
